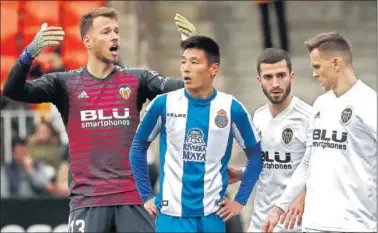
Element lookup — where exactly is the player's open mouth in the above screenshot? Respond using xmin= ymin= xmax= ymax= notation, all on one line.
xmin=110 ymin=45 xmax=119 ymax=56
xmin=183 ymin=77 xmax=191 ymax=82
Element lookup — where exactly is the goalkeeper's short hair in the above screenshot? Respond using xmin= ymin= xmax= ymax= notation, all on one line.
xmin=180 ymin=35 xmax=220 ymax=64
xmin=80 ymin=7 xmax=120 ymax=40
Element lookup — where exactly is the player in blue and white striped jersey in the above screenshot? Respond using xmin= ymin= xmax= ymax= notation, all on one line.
xmin=130 ymin=35 xmax=263 ymax=232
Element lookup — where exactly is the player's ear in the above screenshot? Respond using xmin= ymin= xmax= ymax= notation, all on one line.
xmin=332 ymin=57 xmax=341 ymax=72
xmin=290 ymin=71 xmax=296 ymax=82
xmin=211 ymin=63 xmax=220 ymax=77
xmin=256 ymin=75 xmax=263 ymax=88
xmin=83 ymin=35 xmax=91 ymax=49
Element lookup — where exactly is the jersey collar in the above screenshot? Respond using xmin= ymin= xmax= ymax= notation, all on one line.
xmin=184 ymin=88 xmax=217 ymax=105
xmin=269 ymin=96 xmax=298 ymax=121
xmin=330 ymin=79 xmax=361 ymax=100
xmin=84 ymin=65 xmax=117 ymax=82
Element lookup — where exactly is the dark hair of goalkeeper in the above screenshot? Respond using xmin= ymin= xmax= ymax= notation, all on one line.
xmin=180 ymin=36 xmax=220 ymax=65
xmin=80 ymin=7 xmax=120 ymax=40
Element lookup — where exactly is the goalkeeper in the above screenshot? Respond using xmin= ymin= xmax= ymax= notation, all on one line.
xmin=3 ymin=7 xmax=196 ymax=233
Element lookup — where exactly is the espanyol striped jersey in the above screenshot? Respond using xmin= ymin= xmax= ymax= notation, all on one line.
xmin=131 ymin=88 xmax=261 ymax=217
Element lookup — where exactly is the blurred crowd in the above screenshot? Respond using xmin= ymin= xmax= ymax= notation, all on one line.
xmin=0 ymin=113 xmax=161 ymax=199
xmin=0 ymin=48 xmax=67 ymax=198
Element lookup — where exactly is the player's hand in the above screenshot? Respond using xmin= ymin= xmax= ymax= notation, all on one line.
xmin=282 ymin=191 xmax=305 ymax=229
xmin=227 ymin=166 xmax=243 ymax=184
xmin=174 ymin=14 xmax=196 ymax=40
xmin=55 ymin=184 xmax=70 ymax=197
xmin=216 ymin=199 xmax=243 ymax=222
xmin=144 ymin=197 xmax=159 ymax=218
xmin=262 ymin=206 xmax=284 ymax=232
xmin=44 ymin=182 xmax=56 ymax=193
xmin=27 ymin=23 xmax=65 ymax=58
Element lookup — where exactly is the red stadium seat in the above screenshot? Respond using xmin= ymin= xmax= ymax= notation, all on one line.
xmin=21 ymin=1 xmax=62 ymax=48
xmin=61 ymin=1 xmax=105 ymax=69
xmin=1 ymin=55 xmax=17 ymax=90
xmin=62 ymin=45 xmax=88 ymax=70
xmin=19 ymin=1 xmax=64 ymax=73
xmin=62 ymin=1 xmax=105 ymax=27
xmin=1 ymin=1 xmax=21 ymax=56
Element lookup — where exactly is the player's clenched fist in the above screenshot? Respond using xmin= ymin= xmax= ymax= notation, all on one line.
xmin=144 ymin=198 xmax=159 ymax=218
xmin=27 ymin=23 xmax=65 ymax=58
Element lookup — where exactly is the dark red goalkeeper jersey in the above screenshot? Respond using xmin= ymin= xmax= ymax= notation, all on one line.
xmin=4 ymin=60 xmax=184 ymax=211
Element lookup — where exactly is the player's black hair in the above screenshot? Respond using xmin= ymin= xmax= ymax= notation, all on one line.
xmin=256 ymin=48 xmax=292 ymax=75
xmin=11 ymin=137 xmax=27 ymax=152
xmin=180 ymin=36 xmax=220 ymax=64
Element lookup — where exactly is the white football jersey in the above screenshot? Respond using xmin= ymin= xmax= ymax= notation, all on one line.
xmin=248 ymin=96 xmax=313 ymax=232
xmin=277 ymin=80 xmax=377 ymax=232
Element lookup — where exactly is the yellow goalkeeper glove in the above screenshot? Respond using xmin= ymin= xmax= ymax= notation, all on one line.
xmin=27 ymin=23 xmax=65 ymax=58
xmin=174 ymin=14 xmax=196 ymax=40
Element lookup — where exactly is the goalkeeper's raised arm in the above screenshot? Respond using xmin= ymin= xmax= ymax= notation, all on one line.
xmin=3 ymin=12 xmax=197 ymax=105
xmin=3 ymin=23 xmax=65 ymax=104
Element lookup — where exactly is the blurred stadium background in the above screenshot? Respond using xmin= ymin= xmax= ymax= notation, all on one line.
xmin=0 ymin=1 xmax=376 ymax=232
